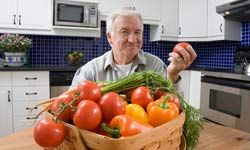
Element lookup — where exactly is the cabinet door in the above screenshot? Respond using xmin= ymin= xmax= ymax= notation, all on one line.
xmin=161 ymin=0 xmax=179 ymax=37
xmin=178 ymin=0 xmax=207 ymax=38
xmin=134 ymin=0 xmax=161 ymax=22
xmin=17 ymin=0 xmax=52 ymax=30
xmin=0 ymin=0 xmax=17 ymax=29
xmin=207 ymin=0 xmax=225 ymax=37
xmin=0 ymin=87 xmax=13 ymax=137
xmin=99 ymin=0 xmax=133 ymax=16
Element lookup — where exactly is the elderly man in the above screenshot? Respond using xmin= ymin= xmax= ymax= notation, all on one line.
xmin=71 ymin=8 xmax=196 ymax=87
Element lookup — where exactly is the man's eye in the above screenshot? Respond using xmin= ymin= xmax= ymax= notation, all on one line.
xmin=135 ymin=31 xmax=142 ymax=35
xmin=121 ymin=30 xmax=128 ymax=34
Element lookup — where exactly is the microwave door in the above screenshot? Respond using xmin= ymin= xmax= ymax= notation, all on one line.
xmin=55 ymin=4 xmax=87 ymax=27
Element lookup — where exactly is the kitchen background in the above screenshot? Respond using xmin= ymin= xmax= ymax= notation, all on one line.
xmin=11 ymin=21 xmax=249 ymax=69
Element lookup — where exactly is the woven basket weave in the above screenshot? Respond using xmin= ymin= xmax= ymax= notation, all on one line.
xmin=49 ymin=111 xmax=185 ymax=150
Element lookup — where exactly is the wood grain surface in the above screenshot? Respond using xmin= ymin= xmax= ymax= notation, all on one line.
xmin=0 ymin=122 xmax=249 ymax=150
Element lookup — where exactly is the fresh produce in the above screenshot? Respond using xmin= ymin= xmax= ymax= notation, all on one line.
xmin=101 ymin=115 xmax=153 ymax=138
xmin=73 ymin=100 xmax=102 ymax=130
xmin=126 ymin=104 xmax=149 ymax=123
xmin=173 ymin=42 xmax=191 ymax=57
xmin=100 ymin=71 xmax=204 ymax=150
xmin=147 ymin=99 xmax=179 ymax=127
xmin=31 ymin=71 xmax=203 ymax=150
xmin=131 ymin=86 xmax=154 ymax=108
xmin=98 ymin=92 xmax=126 ymax=122
xmin=77 ymin=80 xmax=102 ymax=103
xmin=33 ymin=118 xmax=66 ymax=149
xmin=50 ymin=92 xmax=78 ymax=122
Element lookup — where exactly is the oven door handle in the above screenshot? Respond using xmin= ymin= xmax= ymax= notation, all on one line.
xmin=201 ymin=76 xmax=250 ymax=90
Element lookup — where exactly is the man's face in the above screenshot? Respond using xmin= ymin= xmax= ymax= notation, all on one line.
xmin=107 ymin=15 xmax=143 ymax=63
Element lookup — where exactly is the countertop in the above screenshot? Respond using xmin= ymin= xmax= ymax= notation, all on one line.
xmin=0 ymin=122 xmax=250 ymax=150
xmin=0 ymin=66 xmax=79 ymax=72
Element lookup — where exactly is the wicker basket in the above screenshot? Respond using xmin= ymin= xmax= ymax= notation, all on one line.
xmin=48 ymin=111 xmax=185 ymax=150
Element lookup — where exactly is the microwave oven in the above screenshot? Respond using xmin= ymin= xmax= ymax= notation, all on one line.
xmin=54 ymin=0 xmax=98 ymax=28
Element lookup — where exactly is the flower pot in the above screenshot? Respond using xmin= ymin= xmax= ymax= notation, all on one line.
xmin=4 ymin=52 xmax=26 ymax=67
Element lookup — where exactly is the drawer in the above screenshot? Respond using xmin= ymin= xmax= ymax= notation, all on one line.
xmin=13 ymin=101 xmax=44 ymax=116
xmin=12 ymin=71 xmax=49 ymax=86
xmin=12 ymin=86 xmax=50 ymax=101
xmin=13 ymin=116 xmax=43 ymax=133
xmin=0 ymin=72 xmax=11 ymax=86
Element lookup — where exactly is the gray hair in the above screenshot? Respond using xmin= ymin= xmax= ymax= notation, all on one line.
xmin=106 ymin=8 xmax=143 ymax=34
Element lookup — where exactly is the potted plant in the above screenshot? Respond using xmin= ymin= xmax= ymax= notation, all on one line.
xmin=0 ymin=33 xmax=32 ymax=67
xmin=66 ymin=50 xmax=84 ymax=66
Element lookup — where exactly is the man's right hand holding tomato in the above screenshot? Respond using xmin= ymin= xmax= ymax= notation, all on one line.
xmin=167 ymin=42 xmax=197 ymax=82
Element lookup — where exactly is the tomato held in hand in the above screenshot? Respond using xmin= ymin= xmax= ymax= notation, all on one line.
xmin=98 ymin=92 xmax=126 ymax=122
xmin=33 ymin=118 xmax=66 ymax=149
xmin=131 ymin=86 xmax=154 ymax=108
xmin=173 ymin=42 xmax=191 ymax=56
xmin=73 ymin=100 xmax=102 ymax=130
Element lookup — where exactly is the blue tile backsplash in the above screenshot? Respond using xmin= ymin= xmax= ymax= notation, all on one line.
xmin=1 ymin=21 xmax=250 ymax=69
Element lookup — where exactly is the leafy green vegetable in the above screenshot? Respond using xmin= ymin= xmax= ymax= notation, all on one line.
xmin=101 ymin=71 xmax=204 ymax=149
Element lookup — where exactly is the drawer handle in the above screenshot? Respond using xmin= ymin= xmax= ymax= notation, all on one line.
xmin=26 ymin=116 xmax=38 ymax=120
xmin=8 ymin=90 xmax=11 ymax=102
xmin=25 ymin=77 xmax=37 ymax=80
xmin=26 ymin=106 xmax=38 ymax=110
xmin=25 ymin=92 xmax=37 ymax=95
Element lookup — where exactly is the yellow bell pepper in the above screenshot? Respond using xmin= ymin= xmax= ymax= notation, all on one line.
xmin=125 ymin=104 xmax=149 ymax=123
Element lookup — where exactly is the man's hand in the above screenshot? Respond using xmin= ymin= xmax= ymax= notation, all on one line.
xmin=166 ymin=43 xmax=197 ymax=82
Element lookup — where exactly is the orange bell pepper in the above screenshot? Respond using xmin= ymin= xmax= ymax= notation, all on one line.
xmin=101 ymin=115 xmax=153 ymax=138
xmin=147 ymin=98 xmax=179 ymax=127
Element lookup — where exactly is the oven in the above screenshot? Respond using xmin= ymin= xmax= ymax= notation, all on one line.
xmin=50 ymin=71 xmax=75 ymax=98
xmin=200 ymin=71 xmax=250 ymax=133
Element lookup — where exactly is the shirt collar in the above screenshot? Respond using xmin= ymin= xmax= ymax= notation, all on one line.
xmin=103 ymin=49 xmax=146 ymax=70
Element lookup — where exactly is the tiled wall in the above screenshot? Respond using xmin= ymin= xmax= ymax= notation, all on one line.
xmin=3 ymin=21 xmax=250 ymax=69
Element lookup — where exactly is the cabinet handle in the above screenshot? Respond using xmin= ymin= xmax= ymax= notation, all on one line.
xmin=19 ymin=15 xmax=21 ymax=25
xmin=161 ymin=25 xmax=165 ymax=34
xmin=25 ymin=92 xmax=37 ymax=95
xmin=8 ymin=91 xmax=11 ymax=102
xmin=13 ymin=15 xmax=16 ymax=25
xmin=220 ymin=23 xmax=223 ymax=32
xmin=133 ymin=6 xmax=136 ymax=10
xmin=179 ymin=27 xmax=181 ymax=35
xmin=26 ymin=106 xmax=38 ymax=110
xmin=25 ymin=77 xmax=37 ymax=80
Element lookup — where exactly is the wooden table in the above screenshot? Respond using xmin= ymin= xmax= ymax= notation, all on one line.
xmin=0 ymin=122 xmax=250 ymax=150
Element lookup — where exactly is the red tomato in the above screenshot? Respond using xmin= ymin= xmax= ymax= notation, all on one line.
xmin=98 ymin=92 xmax=126 ymax=122
xmin=173 ymin=42 xmax=191 ymax=56
xmin=77 ymin=80 xmax=102 ymax=103
xmin=167 ymin=94 xmax=181 ymax=110
xmin=73 ymin=100 xmax=102 ymax=130
xmin=154 ymin=88 xmax=168 ymax=100
xmin=131 ymin=86 xmax=154 ymax=108
xmin=50 ymin=94 xmax=75 ymax=122
xmin=33 ymin=118 xmax=66 ymax=149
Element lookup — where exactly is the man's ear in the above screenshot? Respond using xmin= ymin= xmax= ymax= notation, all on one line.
xmin=107 ymin=32 xmax=112 ymax=45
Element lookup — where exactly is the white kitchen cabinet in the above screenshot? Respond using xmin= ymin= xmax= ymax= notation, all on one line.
xmin=0 ymin=71 xmax=50 ymax=136
xmin=207 ymin=0 xmax=241 ymax=41
xmin=0 ymin=0 xmax=52 ymax=31
xmin=99 ymin=0 xmax=160 ymax=24
xmin=0 ymin=72 xmax=13 ymax=137
xmin=150 ymin=0 xmax=207 ymax=42
xmin=178 ymin=70 xmax=201 ymax=109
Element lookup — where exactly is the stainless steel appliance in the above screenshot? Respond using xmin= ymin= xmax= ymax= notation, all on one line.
xmin=50 ymin=71 xmax=75 ymax=98
xmin=54 ymin=0 xmax=98 ymax=27
xmin=216 ymin=0 xmax=250 ymax=22
xmin=200 ymin=47 xmax=250 ymax=133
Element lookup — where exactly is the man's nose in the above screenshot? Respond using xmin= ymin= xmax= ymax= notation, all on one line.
xmin=128 ymin=34 xmax=136 ymax=43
